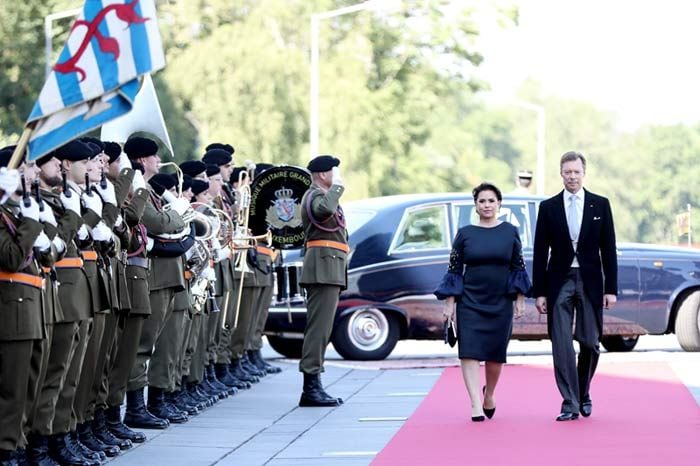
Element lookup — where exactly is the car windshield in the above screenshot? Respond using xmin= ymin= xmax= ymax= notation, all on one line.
xmin=344 ymin=208 xmax=377 ymax=236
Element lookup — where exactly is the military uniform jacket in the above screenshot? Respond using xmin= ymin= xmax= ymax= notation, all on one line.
xmin=299 ymin=182 xmax=348 ymax=288
xmin=123 ymin=186 xmax=150 ymax=315
xmin=0 ymin=202 xmax=46 ymax=341
xmin=142 ymin=187 xmax=186 ymax=293
xmin=43 ymin=189 xmax=94 ymax=322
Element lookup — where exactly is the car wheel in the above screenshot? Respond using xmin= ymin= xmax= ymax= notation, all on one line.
xmin=675 ymin=290 xmax=700 ymax=351
xmin=267 ymin=336 xmax=303 ymax=359
xmin=600 ymin=335 xmax=639 ymax=352
xmin=332 ymin=308 xmax=400 ymax=361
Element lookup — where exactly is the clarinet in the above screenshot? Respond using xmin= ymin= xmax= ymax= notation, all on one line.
xmin=85 ymin=173 xmax=92 ymax=195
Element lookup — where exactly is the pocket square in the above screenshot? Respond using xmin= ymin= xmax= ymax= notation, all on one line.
xmin=593 ymin=216 xmax=601 ymax=220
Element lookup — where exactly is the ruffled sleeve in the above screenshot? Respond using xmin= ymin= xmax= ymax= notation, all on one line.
xmin=434 ymin=229 xmax=465 ymax=300
xmin=507 ymin=228 xmax=532 ymax=298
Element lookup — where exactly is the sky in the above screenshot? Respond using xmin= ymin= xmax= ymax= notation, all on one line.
xmin=475 ymin=0 xmax=700 ymax=130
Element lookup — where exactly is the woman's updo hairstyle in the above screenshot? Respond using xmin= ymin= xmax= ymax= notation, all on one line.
xmin=472 ymin=182 xmax=503 ymax=202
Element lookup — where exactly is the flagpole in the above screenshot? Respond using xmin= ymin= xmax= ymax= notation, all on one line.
xmin=6 ymin=124 xmax=36 ymax=169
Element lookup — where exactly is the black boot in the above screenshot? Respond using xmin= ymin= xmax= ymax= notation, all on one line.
xmin=105 ymin=405 xmax=146 ymax=444
xmin=0 ymin=449 xmax=19 ymax=466
xmin=92 ymin=410 xmax=132 ymax=451
xmin=124 ymin=388 xmax=169 ymax=430
xmin=181 ymin=378 xmax=207 ymax=411
xmin=77 ymin=422 xmax=119 ymax=458
xmin=148 ymin=387 xmax=188 ymax=424
xmin=248 ymin=349 xmax=282 ymax=374
xmin=229 ymin=359 xmax=258 ymax=384
xmin=299 ymin=373 xmax=343 ymax=407
xmin=214 ymin=363 xmax=242 ymax=389
xmin=205 ymin=365 xmax=231 ymax=397
xmin=195 ymin=381 xmax=218 ymax=406
xmin=26 ymin=434 xmax=59 ymax=466
xmin=166 ymin=389 xmax=198 ymax=416
xmin=241 ymin=353 xmax=266 ymax=378
xmin=47 ymin=434 xmax=90 ymax=466
xmin=64 ymin=432 xmax=102 ymax=465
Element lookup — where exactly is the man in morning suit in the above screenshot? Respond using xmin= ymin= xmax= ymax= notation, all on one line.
xmin=298 ymin=155 xmax=348 ymax=407
xmin=532 ymin=151 xmax=618 ymax=421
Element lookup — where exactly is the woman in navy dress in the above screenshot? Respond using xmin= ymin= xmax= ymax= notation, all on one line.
xmin=435 ymin=183 xmax=531 ymax=422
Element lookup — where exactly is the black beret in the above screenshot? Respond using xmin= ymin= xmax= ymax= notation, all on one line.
xmin=104 ymin=142 xmax=122 ymax=164
xmin=148 ymin=173 xmax=177 ymax=196
xmin=191 ymin=179 xmax=209 ymax=196
xmin=131 ymin=162 xmax=144 ymax=174
xmin=205 ymin=142 xmax=235 ymax=154
xmin=230 ymin=166 xmax=246 ymax=184
xmin=80 ymin=137 xmax=104 ymax=153
xmin=55 ymin=140 xmax=93 ymax=162
xmin=124 ymin=136 xmax=158 ymax=160
xmin=205 ymin=164 xmax=220 ymax=177
xmin=36 ymin=151 xmax=57 ymax=168
xmin=0 ymin=145 xmax=18 ymax=168
xmin=182 ymin=174 xmax=193 ymax=192
xmin=179 ymin=160 xmax=206 ymax=177
xmin=254 ymin=162 xmax=274 ymax=179
xmin=202 ymin=149 xmax=232 ymax=167
xmin=307 ymin=155 xmax=340 ymax=173
xmin=85 ymin=142 xmax=103 ymax=158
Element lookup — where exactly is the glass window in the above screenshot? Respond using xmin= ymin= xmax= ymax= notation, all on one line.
xmin=393 ymin=205 xmax=449 ymax=252
xmin=344 ymin=208 xmax=377 ymax=236
xmin=452 ymin=202 xmax=531 ymax=248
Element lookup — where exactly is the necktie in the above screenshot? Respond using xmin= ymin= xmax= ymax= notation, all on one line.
xmin=567 ymin=194 xmax=579 ymax=241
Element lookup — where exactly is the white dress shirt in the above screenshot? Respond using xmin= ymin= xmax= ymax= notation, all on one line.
xmin=564 ymin=189 xmax=584 ymax=267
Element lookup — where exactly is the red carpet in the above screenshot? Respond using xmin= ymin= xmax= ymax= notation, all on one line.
xmin=372 ymin=363 xmax=699 ymax=466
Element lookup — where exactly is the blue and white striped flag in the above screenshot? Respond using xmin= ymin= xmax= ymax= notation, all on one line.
xmin=26 ymin=0 xmax=165 ymax=161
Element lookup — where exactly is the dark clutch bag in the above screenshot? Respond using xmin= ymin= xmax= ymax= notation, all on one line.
xmin=443 ymin=319 xmax=457 ymax=347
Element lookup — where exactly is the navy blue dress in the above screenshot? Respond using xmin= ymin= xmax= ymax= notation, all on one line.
xmin=435 ymin=222 xmax=530 ymax=363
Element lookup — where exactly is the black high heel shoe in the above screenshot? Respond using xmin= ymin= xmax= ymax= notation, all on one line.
xmin=482 ymin=386 xmax=496 ymax=419
xmin=471 ymin=415 xmax=485 ymax=422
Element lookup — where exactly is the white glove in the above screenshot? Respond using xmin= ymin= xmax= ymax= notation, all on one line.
xmin=331 ymin=166 xmax=344 ymax=187
xmin=203 ymin=266 xmax=216 ymax=282
xmin=117 ymin=153 xmax=131 ymax=172
xmin=82 ymin=190 xmax=103 ymax=216
xmin=146 ymin=237 xmax=154 ymax=252
xmin=0 ymin=167 xmax=20 ymax=200
xmin=33 ymin=231 xmax=51 ymax=251
xmin=20 ymin=197 xmax=40 ymax=221
xmin=60 ymin=191 xmax=81 ymax=215
xmin=91 ymin=221 xmax=112 ymax=242
xmin=52 ymin=235 xmax=66 ymax=254
xmin=38 ymin=202 xmax=57 ymax=226
xmin=214 ymin=247 xmax=231 ymax=262
xmin=114 ymin=214 xmax=123 ymax=228
xmin=95 ymin=178 xmax=117 ymax=206
xmin=77 ymin=224 xmax=89 ymax=240
xmin=131 ymin=170 xmax=146 ymax=191
xmin=169 ymin=197 xmax=191 ymax=216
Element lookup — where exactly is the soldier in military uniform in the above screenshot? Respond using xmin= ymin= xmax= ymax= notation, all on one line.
xmin=123 ymin=136 xmax=192 ymax=428
xmin=298 ymin=155 xmax=348 ymax=407
xmin=0 ymin=149 xmax=54 ymax=465
xmin=49 ymin=140 xmax=111 ymax=465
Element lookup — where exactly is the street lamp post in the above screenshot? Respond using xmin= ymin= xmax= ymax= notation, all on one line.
xmin=44 ymin=9 xmax=81 ymax=78
xmin=309 ymin=1 xmax=380 ymax=158
xmin=513 ymin=100 xmax=546 ymax=196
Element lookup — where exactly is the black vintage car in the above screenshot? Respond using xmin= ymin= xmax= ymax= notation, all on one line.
xmin=264 ymin=193 xmax=700 ymax=360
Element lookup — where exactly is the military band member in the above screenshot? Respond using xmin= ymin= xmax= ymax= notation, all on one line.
xmin=123 ymin=137 xmax=191 ymax=428
xmin=298 ymin=155 xmax=348 ymax=407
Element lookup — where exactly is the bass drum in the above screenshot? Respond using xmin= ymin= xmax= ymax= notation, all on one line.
xmin=249 ymin=165 xmax=311 ymax=250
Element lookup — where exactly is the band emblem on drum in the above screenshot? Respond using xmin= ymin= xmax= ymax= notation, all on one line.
xmin=267 ymin=187 xmax=302 ymax=227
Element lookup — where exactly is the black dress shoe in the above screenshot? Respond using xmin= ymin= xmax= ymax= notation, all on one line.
xmin=482 ymin=386 xmax=496 ymax=419
xmin=556 ymin=412 xmax=579 ymax=421
xmin=580 ymin=400 xmax=592 ymax=417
